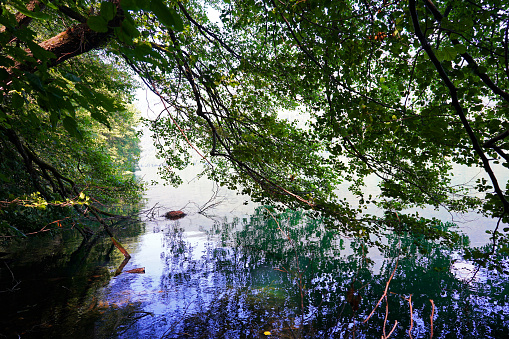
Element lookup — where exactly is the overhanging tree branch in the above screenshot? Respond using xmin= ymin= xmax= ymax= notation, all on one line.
xmin=2 ymin=0 xmax=124 ymax=83
xmin=410 ymin=0 xmax=509 ymax=214
xmin=423 ymin=0 xmax=509 ymax=103
xmin=0 ymin=0 xmax=133 ymax=248
xmin=165 ymin=29 xmax=317 ymax=208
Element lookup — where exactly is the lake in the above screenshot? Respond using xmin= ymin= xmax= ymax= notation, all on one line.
xmin=1 ymin=94 xmax=508 ymax=338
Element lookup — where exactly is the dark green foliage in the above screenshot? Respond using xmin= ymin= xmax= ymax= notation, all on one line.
xmin=0 ymin=0 xmax=143 ymax=234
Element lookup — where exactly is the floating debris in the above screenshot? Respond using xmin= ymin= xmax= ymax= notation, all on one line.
xmin=164 ymin=210 xmax=186 ymax=220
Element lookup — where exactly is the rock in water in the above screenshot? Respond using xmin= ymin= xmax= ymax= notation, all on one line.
xmin=164 ymin=210 xmax=186 ymax=220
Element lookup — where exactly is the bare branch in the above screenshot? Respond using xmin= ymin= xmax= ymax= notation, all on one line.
xmin=483 ymin=129 xmax=509 ymax=148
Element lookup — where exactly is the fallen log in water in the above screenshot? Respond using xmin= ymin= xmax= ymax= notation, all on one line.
xmin=164 ymin=210 xmax=186 ymax=220
xmin=111 ymin=237 xmax=131 ymax=259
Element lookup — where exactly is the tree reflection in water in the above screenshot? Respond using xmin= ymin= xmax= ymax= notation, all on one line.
xmin=99 ymin=207 xmax=508 ymax=338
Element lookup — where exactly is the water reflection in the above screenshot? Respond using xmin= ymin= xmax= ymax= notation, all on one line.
xmin=0 ymin=227 xmax=141 ymax=338
xmin=96 ymin=208 xmax=508 ymax=338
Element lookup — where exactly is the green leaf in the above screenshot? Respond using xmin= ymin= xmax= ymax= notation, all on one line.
xmin=26 ymin=40 xmax=56 ymax=61
xmin=121 ymin=19 xmax=140 ymax=38
xmin=434 ymin=50 xmax=444 ymax=62
xmin=63 ymin=116 xmax=82 ymax=139
xmin=11 ymin=92 xmax=24 ymax=109
xmin=442 ymin=46 xmax=457 ymax=61
xmin=91 ymin=111 xmax=111 ymax=128
xmin=27 ymin=111 xmax=41 ymax=127
xmin=133 ymin=42 xmax=153 ymax=59
xmin=39 ymin=0 xmax=58 ymax=10
xmin=26 ymin=73 xmax=44 ymax=92
xmin=122 ymin=0 xmax=141 ymax=11
xmin=47 ymin=90 xmax=75 ymax=113
xmin=453 ymin=43 xmax=466 ymax=54
xmin=87 ymin=16 xmax=108 ymax=33
xmin=49 ymin=111 xmax=60 ymax=128
xmin=93 ymin=90 xmax=117 ymax=111
xmin=0 ymin=55 xmax=14 ymax=68
xmin=64 ymin=72 xmax=82 ymax=83
xmin=137 ymin=0 xmax=152 ymax=11
xmin=100 ymin=2 xmax=117 ymax=21
xmin=10 ymin=2 xmax=51 ymax=20
xmin=114 ymin=27 xmax=133 ymax=45
xmin=150 ymin=0 xmax=184 ymax=31
xmin=477 ymin=66 xmax=487 ymax=74
xmin=459 ymin=17 xmax=474 ymax=31
xmin=0 ymin=172 xmax=12 ymax=183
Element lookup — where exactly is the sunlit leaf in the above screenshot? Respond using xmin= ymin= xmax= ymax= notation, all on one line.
xmin=10 ymin=1 xmax=51 ymax=20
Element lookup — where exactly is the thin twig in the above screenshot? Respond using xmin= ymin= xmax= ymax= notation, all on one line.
xmin=406 ymin=295 xmax=414 ymax=339
xmin=0 ymin=262 xmax=21 ymax=293
xmin=429 ymin=299 xmax=435 ymax=339
xmin=385 ymin=320 xmax=398 ymax=338
xmin=150 ymin=82 xmax=213 ymax=167
xmin=381 ymin=297 xmax=398 ymax=338
xmin=363 ymin=257 xmax=399 ymax=323
xmin=383 ymin=296 xmax=389 ymax=338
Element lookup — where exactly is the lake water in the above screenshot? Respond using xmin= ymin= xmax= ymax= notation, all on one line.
xmin=1 ymin=92 xmax=508 ymax=338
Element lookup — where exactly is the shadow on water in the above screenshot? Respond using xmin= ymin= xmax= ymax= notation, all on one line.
xmin=0 ymin=221 xmax=144 ymax=339
xmin=1 ymin=209 xmax=508 ymax=338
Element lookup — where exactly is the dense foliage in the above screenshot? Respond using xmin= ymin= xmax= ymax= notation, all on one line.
xmin=0 ymin=1 xmax=142 ymax=236
xmin=1 ymin=0 xmax=508 ymax=259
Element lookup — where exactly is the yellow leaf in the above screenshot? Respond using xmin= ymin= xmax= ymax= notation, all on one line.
xmin=264 ymin=331 xmax=271 ymax=336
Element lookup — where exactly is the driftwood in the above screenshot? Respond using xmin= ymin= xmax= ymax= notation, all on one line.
xmin=164 ymin=210 xmax=186 ymax=220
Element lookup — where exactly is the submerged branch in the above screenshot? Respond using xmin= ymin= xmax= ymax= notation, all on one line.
xmin=364 ymin=257 xmax=399 ymax=323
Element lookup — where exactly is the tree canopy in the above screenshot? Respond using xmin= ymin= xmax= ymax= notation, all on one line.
xmin=1 ymin=0 xmax=509 ymax=261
